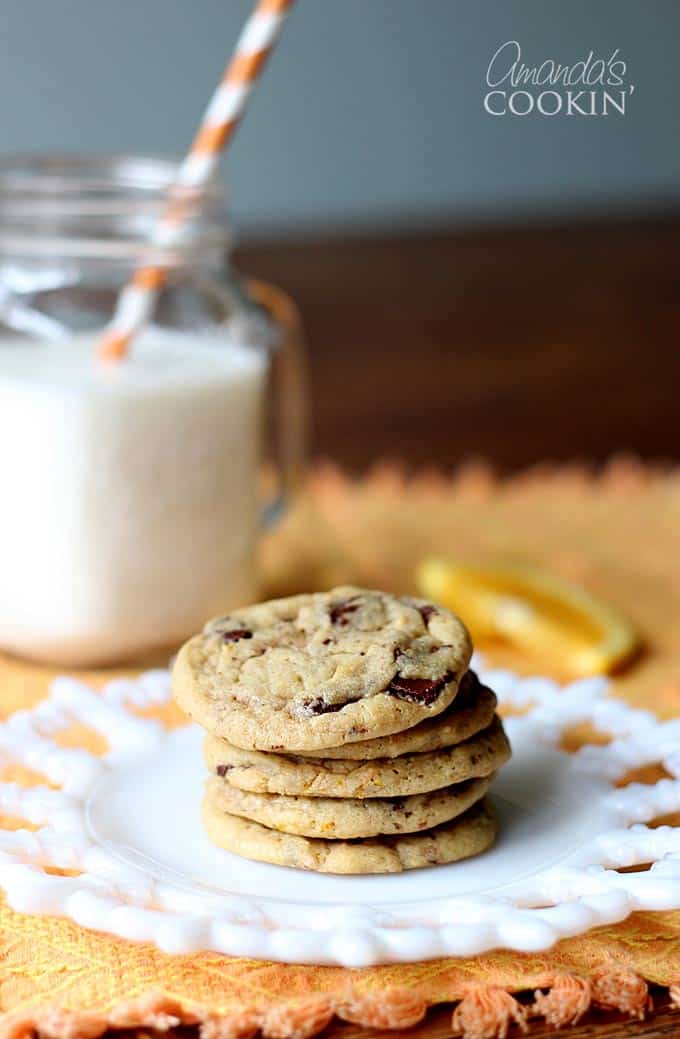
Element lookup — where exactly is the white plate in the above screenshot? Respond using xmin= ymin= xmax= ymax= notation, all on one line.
xmin=1 ymin=661 xmax=680 ymax=967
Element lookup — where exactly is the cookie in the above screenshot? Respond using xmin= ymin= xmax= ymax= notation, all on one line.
xmin=205 ymin=715 xmax=510 ymax=799
xmin=173 ymin=587 xmax=472 ymax=752
xmin=204 ymin=773 xmax=491 ymax=839
xmin=274 ymin=670 xmax=496 ymax=760
xmin=202 ymin=795 xmax=497 ymax=873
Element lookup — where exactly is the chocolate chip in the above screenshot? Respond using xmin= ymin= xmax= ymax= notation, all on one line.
xmin=322 ymin=638 xmax=332 ymax=645
xmin=386 ymin=670 xmax=456 ymax=705
xmin=329 ymin=599 xmax=360 ymax=626
xmin=216 ymin=764 xmax=233 ymax=776
xmin=221 ymin=628 xmax=252 ymax=643
xmin=418 ymin=604 xmax=438 ymax=624
xmin=301 ymin=697 xmax=347 ymax=716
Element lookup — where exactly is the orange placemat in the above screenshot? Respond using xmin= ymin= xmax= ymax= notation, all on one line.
xmin=1 ymin=457 xmax=680 ymax=1039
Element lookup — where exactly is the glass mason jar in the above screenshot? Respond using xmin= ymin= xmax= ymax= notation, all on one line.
xmin=0 ymin=155 xmax=306 ymax=667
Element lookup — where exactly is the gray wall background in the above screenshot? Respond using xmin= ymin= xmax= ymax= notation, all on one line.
xmin=0 ymin=0 xmax=678 ymax=236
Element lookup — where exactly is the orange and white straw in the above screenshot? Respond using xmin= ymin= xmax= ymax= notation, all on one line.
xmin=98 ymin=0 xmax=295 ymax=362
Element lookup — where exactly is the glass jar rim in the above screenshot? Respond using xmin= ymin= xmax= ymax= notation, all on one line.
xmin=0 ymin=153 xmax=231 ymax=263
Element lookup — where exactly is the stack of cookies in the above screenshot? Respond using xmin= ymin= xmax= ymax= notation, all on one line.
xmin=173 ymin=587 xmax=510 ymax=874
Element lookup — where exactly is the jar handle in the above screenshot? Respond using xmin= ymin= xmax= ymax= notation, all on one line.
xmin=244 ymin=278 xmax=308 ymax=528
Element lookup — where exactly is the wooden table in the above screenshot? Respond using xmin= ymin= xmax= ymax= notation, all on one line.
xmin=238 ymin=220 xmax=680 ymax=1037
xmin=238 ymin=218 xmax=680 ymax=471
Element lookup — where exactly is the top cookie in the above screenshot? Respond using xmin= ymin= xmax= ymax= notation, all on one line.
xmin=172 ymin=586 xmax=472 ymax=751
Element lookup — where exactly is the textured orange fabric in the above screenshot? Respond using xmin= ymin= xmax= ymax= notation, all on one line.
xmin=0 ymin=459 xmax=679 ymax=1020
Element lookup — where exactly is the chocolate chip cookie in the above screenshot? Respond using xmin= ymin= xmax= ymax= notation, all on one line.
xmin=201 ymin=796 xmax=498 ymax=874
xmin=173 ymin=587 xmax=472 ymax=752
xmin=205 ymin=715 xmax=510 ymax=798
xmin=290 ymin=670 xmax=497 ymax=759
xmin=204 ymin=773 xmax=491 ymax=838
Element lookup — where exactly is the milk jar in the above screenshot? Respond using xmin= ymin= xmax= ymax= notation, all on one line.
xmin=0 ymin=156 xmax=305 ymax=666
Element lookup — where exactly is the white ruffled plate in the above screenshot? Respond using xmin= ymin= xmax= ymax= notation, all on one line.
xmin=1 ymin=657 xmax=679 ymax=967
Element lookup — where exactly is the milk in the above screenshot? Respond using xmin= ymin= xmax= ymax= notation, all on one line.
xmin=0 ymin=329 xmax=267 ymax=665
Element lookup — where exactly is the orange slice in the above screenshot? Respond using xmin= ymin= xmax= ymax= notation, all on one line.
xmin=416 ymin=558 xmax=640 ymax=676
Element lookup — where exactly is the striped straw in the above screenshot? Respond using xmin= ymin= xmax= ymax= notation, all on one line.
xmin=98 ymin=0 xmax=295 ymax=362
